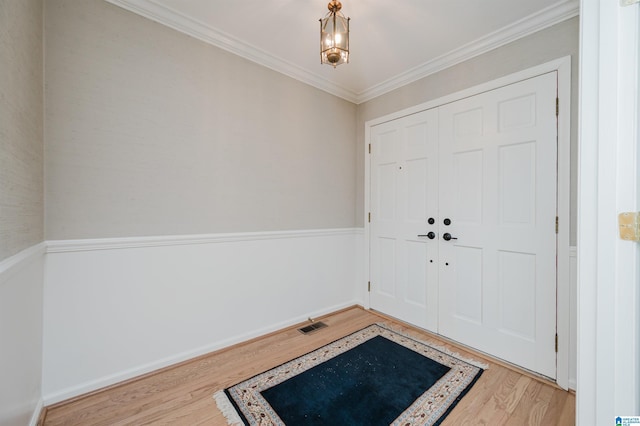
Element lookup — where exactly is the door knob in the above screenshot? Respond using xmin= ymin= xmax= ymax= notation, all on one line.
xmin=443 ymin=218 xmax=452 ymax=226
xmin=443 ymin=233 xmax=457 ymax=241
xmin=418 ymin=232 xmax=436 ymax=239
xmin=428 ymin=217 xmax=435 ymax=225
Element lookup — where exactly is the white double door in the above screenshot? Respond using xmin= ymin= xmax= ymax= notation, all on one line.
xmin=369 ymin=72 xmax=558 ymax=378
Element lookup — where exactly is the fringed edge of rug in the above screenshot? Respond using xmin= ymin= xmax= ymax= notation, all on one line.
xmin=375 ymin=322 xmax=490 ymax=370
xmin=213 ymin=390 xmax=244 ymax=426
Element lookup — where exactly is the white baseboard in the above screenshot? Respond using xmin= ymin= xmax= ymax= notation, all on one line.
xmin=28 ymin=399 xmax=44 ymax=426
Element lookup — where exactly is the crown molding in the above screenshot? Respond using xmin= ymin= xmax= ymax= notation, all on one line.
xmin=105 ymin=0 xmax=578 ymax=105
xmin=356 ymin=0 xmax=580 ymax=103
xmin=104 ymin=0 xmax=359 ymax=103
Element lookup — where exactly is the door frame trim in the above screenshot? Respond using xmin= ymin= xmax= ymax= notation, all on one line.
xmin=363 ymin=56 xmax=572 ymax=389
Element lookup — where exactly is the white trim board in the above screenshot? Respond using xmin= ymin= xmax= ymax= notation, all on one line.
xmin=577 ymin=0 xmax=640 ymax=421
xmin=46 ymin=228 xmax=360 ymax=253
xmin=28 ymin=399 xmax=44 ymax=426
xmin=363 ymin=56 xmax=572 ymax=389
xmin=104 ymin=0 xmax=579 ymax=104
xmin=569 ymin=246 xmax=577 ymax=391
xmin=0 ymin=243 xmax=46 ymax=284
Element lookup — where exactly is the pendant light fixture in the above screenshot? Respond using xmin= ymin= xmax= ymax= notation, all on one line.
xmin=319 ymin=1 xmax=350 ymax=68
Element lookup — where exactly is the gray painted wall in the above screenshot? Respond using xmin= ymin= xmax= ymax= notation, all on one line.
xmin=44 ymin=1 xmax=578 ymax=243
xmin=0 ymin=0 xmax=44 ymax=261
xmin=356 ymin=17 xmax=579 ymax=245
xmin=0 ymin=3 xmax=44 ymax=426
xmin=45 ymin=0 xmax=357 ymax=240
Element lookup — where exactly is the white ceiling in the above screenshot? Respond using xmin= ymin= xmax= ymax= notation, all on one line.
xmin=106 ymin=0 xmax=579 ymax=104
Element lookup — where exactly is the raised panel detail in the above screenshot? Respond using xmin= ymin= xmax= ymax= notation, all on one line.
xmin=499 ymin=94 xmax=536 ymax=131
xmin=453 ymin=108 xmax=483 ymax=139
xmin=405 ymin=122 xmax=428 ymax=155
xmin=378 ymin=130 xmax=397 ymax=159
xmin=498 ymin=251 xmax=536 ymax=340
xmin=378 ymin=237 xmax=396 ymax=297
xmin=499 ymin=141 xmax=536 ymax=226
xmin=454 ymin=150 xmax=483 ymax=224
xmin=378 ymin=164 xmax=396 ymax=221
xmin=453 ymin=246 xmax=483 ymax=324
xmin=405 ymin=241 xmax=427 ymax=307
xmin=406 ymin=158 xmax=427 ymax=222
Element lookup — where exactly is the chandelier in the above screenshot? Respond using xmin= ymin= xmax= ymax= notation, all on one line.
xmin=319 ymin=1 xmax=350 ymax=68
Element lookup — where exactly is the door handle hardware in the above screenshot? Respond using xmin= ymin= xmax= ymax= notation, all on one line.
xmin=443 ymin=218 xmax=452 ymax=226
xmin=428 ymin=217 xmax=435 ymax=224
xmin=443 ymin=233 xmax=457 ymax=241
xmin=418 ymin=232 xmax=436 ymax=239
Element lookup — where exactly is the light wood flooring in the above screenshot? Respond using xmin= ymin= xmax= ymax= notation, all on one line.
xmin=40 ymin=306 xmax=575 ymax=425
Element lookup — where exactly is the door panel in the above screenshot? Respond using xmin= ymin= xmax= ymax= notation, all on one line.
xmin=453 ymin=246 xmax=483 ymax=324
xmin=498 ymin=250 xmax=536 ymax=340
xmin=438 ymin=72 xmax=557 ymax=378
xmin=369 ymin=72 xmax=558 ymax=379
xmin=499 ymin=142 xmax=536 ymax=225
xmin=369 ymin=109 xmax=439 ymax=332
xmin=453 ymin=150 xmax=483 ymax=224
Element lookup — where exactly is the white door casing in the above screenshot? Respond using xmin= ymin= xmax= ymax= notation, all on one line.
xmin=577 ymin=0 xmax=640 ymax=422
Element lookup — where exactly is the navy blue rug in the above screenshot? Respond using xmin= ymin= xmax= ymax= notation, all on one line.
xmin=215 ymin=324 xmax=485 ymax=426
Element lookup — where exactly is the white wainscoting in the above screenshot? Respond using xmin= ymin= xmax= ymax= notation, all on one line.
xmin=42 ymin=228 xmax=364 ymax=404
xmin=569 ymin=246 xmax=577 ymax=390
xmin=0 ymin=244 xmax=45 ymax=426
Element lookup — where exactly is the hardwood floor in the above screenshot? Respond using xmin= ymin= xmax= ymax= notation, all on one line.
xmin=41 ymin=307 xmax=575 ymax=425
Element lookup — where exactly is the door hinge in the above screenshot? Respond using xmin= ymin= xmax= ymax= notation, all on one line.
xmin=368 ymin=143 xmax=371 ymax=154
xmin=618 ymin=212 xmax=640 ymax=241
xmin=555 ymin=333 xmax=559 ymax=353
xmin=368 ymin=212 xmax=371 ymax=223
xmin=556 ymin=98 xmax=559 ymax=117
xmin=555 ymin=216 xmax=559 ymax=234
xmin=368 ymin=281 xmax=371 ymax=292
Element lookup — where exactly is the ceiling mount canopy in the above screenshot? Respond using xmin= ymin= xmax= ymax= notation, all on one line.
xmin=319 ymin=0 xmax=350 ymax=68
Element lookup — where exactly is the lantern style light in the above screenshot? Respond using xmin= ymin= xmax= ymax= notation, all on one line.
xmin=320 ymin=1 xmax=350 ymax=68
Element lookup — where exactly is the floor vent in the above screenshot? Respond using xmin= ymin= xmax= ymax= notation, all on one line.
xmin=298 ymin=321 xmax=328 ymax=334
